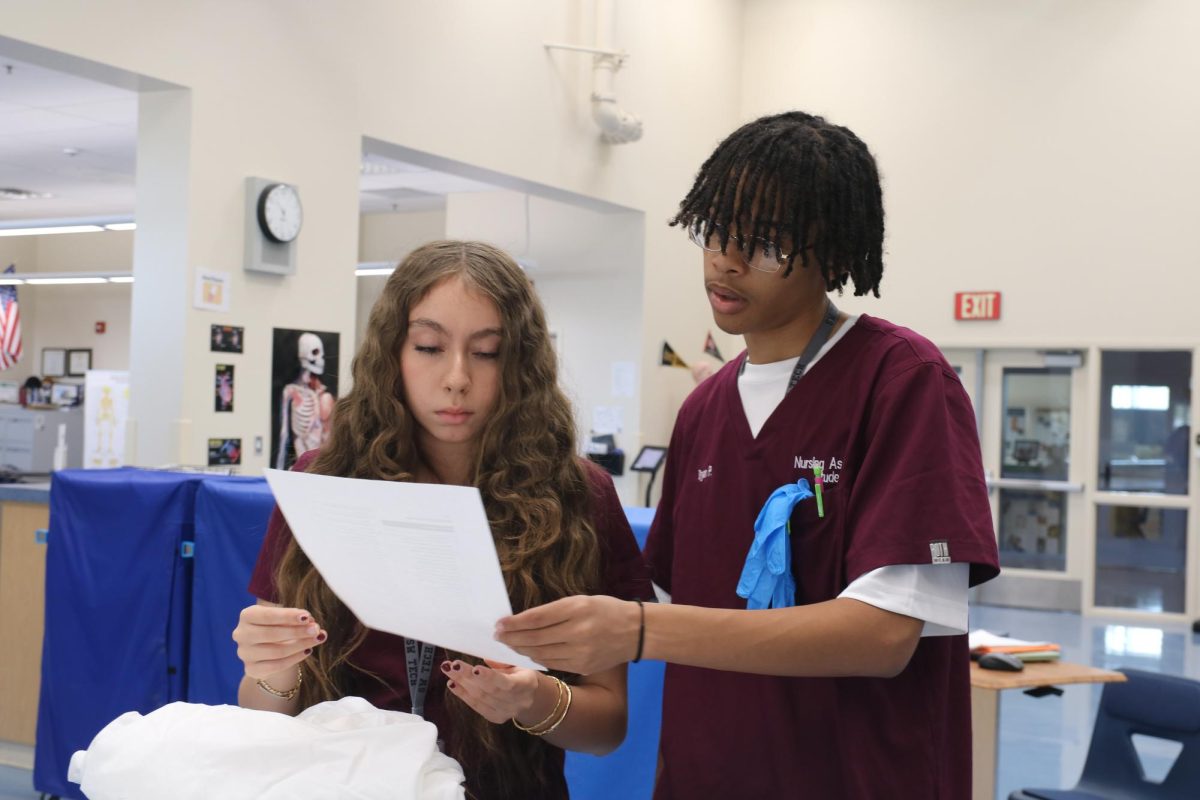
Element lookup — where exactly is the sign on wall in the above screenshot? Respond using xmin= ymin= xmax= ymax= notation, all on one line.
xmin=954 ymin=291 xmax=1002 ymax=321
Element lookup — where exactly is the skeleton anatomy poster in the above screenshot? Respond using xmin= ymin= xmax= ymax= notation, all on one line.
xmin=270 ymin=328 xmax=339 ymax=470
xmin=84 ymin=370 xmax=130 ymax=468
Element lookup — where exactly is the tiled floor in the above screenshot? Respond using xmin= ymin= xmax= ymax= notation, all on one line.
xmin=0 ymin=765 xmax=33 ymax=800
xmin=972 ymin=603 xmax=1200 ymax=799
xmin=3 ymin=604 xmax=1198 ymax=800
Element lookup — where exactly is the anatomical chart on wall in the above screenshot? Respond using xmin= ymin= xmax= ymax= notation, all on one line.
xmin=84 ymin=370 xmax=130 ymax=468
xmin=270 ymin=328 xmax=339 ymax=470
xmin=215 ymin=364 xmax=235 ymax=412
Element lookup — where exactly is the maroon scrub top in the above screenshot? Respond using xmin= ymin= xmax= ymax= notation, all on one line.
xmin=644 ymin=314 xmax=1000 ymax=800
xmin=250 ymin=451 xmax=653 ymax=800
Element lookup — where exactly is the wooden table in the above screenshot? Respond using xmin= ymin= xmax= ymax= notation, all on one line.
xmin=971 ymin=660 xmax=1126 ymax=800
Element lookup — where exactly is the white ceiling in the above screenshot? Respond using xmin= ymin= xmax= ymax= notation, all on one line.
xmin=0 ymin=56 xmax=137 ymax=220
xmin=0 ymin=53 xmax=495 ymax=223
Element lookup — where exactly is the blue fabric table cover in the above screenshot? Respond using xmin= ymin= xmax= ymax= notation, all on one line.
xmin=186 ymin=477 xmax=276 ymax=705
xmin=35 ymin=469 xmax=206 ymax=799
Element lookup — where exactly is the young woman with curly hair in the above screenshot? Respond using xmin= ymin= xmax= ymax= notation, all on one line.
xmin=233 ymin=240 xmax=652 ymax=799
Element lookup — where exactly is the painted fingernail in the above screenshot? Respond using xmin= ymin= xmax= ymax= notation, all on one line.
xmin=315 ymin=632 xmax=327 ymax=643
xmin=452 ymin=663 xmax=461 ymax=671
xmin=447 ymin=681 xmax=456 ymax=689
xmin=472 ymin=667 xmax=480 ymax=676
xmin=440 ymin=662 xmax=451 ymax=672
xmin=298 ymin=614 xmax=310 ymax=623
xmin=304 ymin=648 xmax=313 ymax=655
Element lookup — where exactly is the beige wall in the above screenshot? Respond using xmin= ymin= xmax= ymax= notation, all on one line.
xmin=355 ymin=209 xmax=448 ymax=350
xmin=742 ymin=0 xmax=1200 ymax=349
xmin=2 ymin=0 xmax=744 ymax=469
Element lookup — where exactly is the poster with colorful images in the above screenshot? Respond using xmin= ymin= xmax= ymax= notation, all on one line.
xmin=215 ymin=364 xmax=234 ymax=412
xmin=208 ymin=437 xmax=242 ymax=465
xmin=271 ymin=328 xmax=339 ymax=470
xmin=84 ymin=370 xmax=130 ymax=468
xmin=211 ymin=325 xmax=244 ymax=353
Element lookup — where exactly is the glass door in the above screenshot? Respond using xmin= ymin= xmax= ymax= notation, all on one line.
xmin=1091 ymin=350 xmax=1193 ymax=614
xmin=976 ymin=350 xmax=1088 ymax=610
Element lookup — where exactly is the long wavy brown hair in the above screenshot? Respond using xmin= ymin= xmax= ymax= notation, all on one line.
xmin=274 ymin=240 xmax=601 ymax=797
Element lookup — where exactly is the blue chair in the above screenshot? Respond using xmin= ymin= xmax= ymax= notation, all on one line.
xmin=1009 ymin=668 xmax=1200 ymax=800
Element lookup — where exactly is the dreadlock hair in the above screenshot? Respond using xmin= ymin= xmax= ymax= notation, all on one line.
xmin=274 ymin=241 xmax=601 ymax=799
xmin=671 ymin=110 xmax=885 ymax=297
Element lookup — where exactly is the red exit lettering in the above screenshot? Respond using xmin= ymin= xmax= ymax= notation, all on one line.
xmin=954 ymin=292 xmax=1001 ymax=321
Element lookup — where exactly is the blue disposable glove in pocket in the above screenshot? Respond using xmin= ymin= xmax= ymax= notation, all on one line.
xmin=736 ymin=479 xmax=814 ymax=610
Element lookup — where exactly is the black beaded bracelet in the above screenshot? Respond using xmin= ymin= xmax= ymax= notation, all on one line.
xmin=632 ymin=598 xmax=646 ymax=663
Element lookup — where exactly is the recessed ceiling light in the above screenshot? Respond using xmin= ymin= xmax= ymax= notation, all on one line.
xmin=0 ymin=187 xmax=52 ymax=201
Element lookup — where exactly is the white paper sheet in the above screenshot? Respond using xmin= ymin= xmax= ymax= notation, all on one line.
xmin=967 ymin=629 xmax=1052 ymax=650
xmin=263 ymin=469 xmax=542 ymax=670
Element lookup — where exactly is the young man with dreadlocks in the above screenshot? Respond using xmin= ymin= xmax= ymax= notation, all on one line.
xmin=498 ymin=111 xmax=1000 ymax=798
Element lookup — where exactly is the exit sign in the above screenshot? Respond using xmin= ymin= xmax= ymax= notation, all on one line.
xmin=955 ymin=291 xmax=1001 ymax=321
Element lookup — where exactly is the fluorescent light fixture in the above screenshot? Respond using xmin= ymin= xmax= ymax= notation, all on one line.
xmin=0 ymin=215 xmax=135 ymax=237
xmin=0 ymin=270 xmax=133 ymax=284
xmin=355 ymin=262 xmax=395 ymax=277
xmin=25 ymin=276 xmax=110 ymax=285
xmin=0 ymin=225 xmax=104 ymax=237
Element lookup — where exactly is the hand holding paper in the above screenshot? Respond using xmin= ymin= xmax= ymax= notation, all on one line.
xmin=264 ymin=469 xmax=542 ymax=671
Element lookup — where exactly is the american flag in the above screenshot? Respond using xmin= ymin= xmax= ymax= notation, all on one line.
xmin=0 ymin=265 xmax=23 ymax=371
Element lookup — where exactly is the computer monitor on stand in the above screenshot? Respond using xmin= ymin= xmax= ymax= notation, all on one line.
xmin=630 ymin=445 xmax=668 ymax=507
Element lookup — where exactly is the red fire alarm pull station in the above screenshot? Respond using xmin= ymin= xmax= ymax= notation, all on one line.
xmin=95 ymin=321 xmax=107 ymax=334
xmin=954 ymin=292 xmax=1001 ymax=321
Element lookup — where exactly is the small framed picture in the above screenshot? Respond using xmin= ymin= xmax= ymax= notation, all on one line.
xmin=42 ymin=348 xmax=66 ymax=378
xmin=67 ymin=348 xmax=92 ymax=377
xmin=208 ymin=437 xmax=242 ymax=466
xmin=210 ymin=324 xmax=244 ymax=353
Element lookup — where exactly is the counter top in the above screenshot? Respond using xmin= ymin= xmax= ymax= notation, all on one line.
xmin=0 ymin=483 xmax=51 ymax=504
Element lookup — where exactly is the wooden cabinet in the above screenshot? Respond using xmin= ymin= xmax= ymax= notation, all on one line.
xmin=0 ymin=500 xmax=50 ymax=745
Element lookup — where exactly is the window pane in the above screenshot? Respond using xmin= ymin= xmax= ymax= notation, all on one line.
xmin=1001 ymin=368 xmax=1071 ymax=481
xmin=1094 ymin=505 xmax=1187 ymax=613
xmin=1098 ymin=351 xmax=1191 ymax=494
xmin=998 ymin=489 xmax=1066 ymax=571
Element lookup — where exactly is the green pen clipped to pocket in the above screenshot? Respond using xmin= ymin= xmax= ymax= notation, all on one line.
xmin=812 ymin=464 xmax=825 ymax=518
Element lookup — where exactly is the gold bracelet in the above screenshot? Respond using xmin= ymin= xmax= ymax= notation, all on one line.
xmin=528 ymin=680 xmax=573 ymax=737
xmin=256 ymin=666 xmax=302 ymax=701
xmin=512 ymin=675 xmax=564 ymax=733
